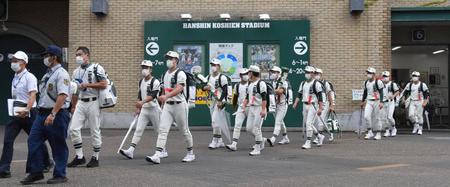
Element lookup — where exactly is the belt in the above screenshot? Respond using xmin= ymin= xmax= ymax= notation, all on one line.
xmin=38 ymin=108 xmax=68 ymax=114
xmin=368 ymin=99 xmax=377 ymax=101
xmin=79 ymin=97 xmax=97 ymax=102
xmin=383 ymin=99 xmax=393 ymax=103
xmin=303 ymin=102 xmax=315 ymax=105
xmin=166 ymin=101 xmax=182 ymax=105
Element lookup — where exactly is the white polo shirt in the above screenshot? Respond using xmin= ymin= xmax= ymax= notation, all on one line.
xmin=11 ymin=69 xmax=38 ymax=105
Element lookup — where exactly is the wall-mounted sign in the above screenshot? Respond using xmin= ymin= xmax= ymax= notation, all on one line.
xmin=412 ymin=29 xmax=426 ymax=41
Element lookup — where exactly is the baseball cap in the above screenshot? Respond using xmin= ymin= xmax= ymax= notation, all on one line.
xmin=141 ymin=60 xmax=153 ymax=67
xmin=41 ymin=45 xmax=62 ymax=57
xmin=249 ymin=65 xmax=260 ymax=73
xmin=165 ymin=51 xmax=179 ymax=59
xmin=12 ymin=51 xmax=28 ymax=64
xmin=210 ymin=58 xmax=221 ymax=65
xmin=270 ymin=66 xmax=282 ymax=73
xmin=239 ymin=68 xmax=249 ymax=74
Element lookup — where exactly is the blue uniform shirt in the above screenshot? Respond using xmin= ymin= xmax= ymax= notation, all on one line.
xmin=38 ymin=64 xmax=71 ymax=109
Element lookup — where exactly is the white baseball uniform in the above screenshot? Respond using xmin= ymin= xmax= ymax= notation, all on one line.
xmin=298 ymin=80 xmax=324 ymax=138
xmin=231 ymin=82 xmax=249 ymax=141
xmin=380 ymin=81 xmax=399 ymax=130
xmin=363 ymin=79 xmax=384 ymax=132
xmin=272 ymin=78 xmax=288 ymax=137
xmin=246 ymin=79 xmax=267 ymax=144
xmin=206 ymin=73 xmax=229 ymax=138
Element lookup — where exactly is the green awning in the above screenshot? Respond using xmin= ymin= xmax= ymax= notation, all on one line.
xmin=392 ymin=7 xmax=450 ymax=22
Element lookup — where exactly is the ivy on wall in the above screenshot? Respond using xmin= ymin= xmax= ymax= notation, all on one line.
xmin=420 ymin=0 xmax=448 ymax=6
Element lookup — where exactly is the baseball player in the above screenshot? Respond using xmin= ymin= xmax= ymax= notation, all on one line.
xmin=380 ymin=71 xmax=400 ymax=137
xmin=399 ymin=71 xmax=429 ymax=135
xmin=267 ymin=66 xmax=290 ymax=146
xmin=244 ymin=65 xmax=268 ymax=156
xmin=146 ymin=51 xmax=195 ymax=164
xmin=226 ymin=68 xmax=249 ymax=151
xmin=361 ymin=67 xmax=384 ymax=140
xmin=313 ymin=68 xmax=336 ymax=142
xmin=119 ymin=60 xmax=163 ymax=159
xmin=204 ymin=59 xmax=229 ymax=149
xmin=293 ymin=66 xmax=325 ymax=149
xmin=68 ymin=47 xmax=108 ymax=168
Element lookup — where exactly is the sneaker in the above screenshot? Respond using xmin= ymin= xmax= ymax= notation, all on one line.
xmin=278 ymin=135 xmax=290 ymax=145
xmin=391 ymin=127 xmax=397 ymax=137
xmin=267 ymin=137 xmax=276 ymax=147
xmin=160 ymin=150 xmax=169 ymax=158
xmin=417 ymin=126 xmax=423 ymax=135
xmin=182 ymin=153 xmax=195 ymax=162
xmin=317 ymin=134 xmax=325 ymax=147
xmin=412 ymin=124 xmax=419 ymax=134
xmin=20 ymin=173 xmax=44 ymax=185
xmin=364 ymin=131 xmax=374 ymax=140
xmin=145 ymin=152 xmax=161 ymax=164
xmin=47 ymin=177 xmax=68 ymax=184
xmin=328 ymin=133 xmax=334 ymax=142
xmin=0 ymin=171 xmax=11 ymax=178
xmin=374 ymin=132 xmax=381 ymax=140
xmin=208 ymin=138 xmax=218 ymax=149
xmin=383 ymin=130 xmax=390 ymax=137
xmin=119 ymin=149 xmax=134 ymax=159
xmin=312 ymin=137 xmax=319 ymax=144
xmin=86 ymin=156 xmax=99 ymax=168
xmin=216 ymin=138 xmax=225 ymax=148
xmin=67 ymin=156 xmax=86 ymax=167
xmin=226 ymin=142 xmax=237 ymax=151
xmin=302 ymin=140 xmax=311 ymax=149
xmin=249 ymin=144 xmax=261 ymax=156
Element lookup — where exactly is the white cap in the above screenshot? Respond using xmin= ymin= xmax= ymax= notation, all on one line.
xmin=382 ymin=71 xmax=390 ymax=77
xmin=140 ymin=60 xmax=153 ymax=67
xmin=210 ymin=58 xmax=221 ymax=65
xmin=165 ymin=51 xmax=179 ymax=59
xmin=411 ymin=71 xmax=420 ymax=77
xmin=239 ymin=68 xmax=249 ymax=74
xmin=270 ymin=66 xmax=282 ymax=73
xmin=12 ymin=51 xmax=28 ymax=64
xmin=249 ymin=65 xmax=260 ymax=73
xmin=366 ymin=67 xmax=376 ymax=74
xmin=304 ymin=66 xmax=316 ymax=73
xmin=315 ymin=68 xmax=323 ymax=74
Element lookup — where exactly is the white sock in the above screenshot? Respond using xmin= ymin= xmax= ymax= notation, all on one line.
xmin=128 ymin=146 xmax=135 ymax=152
xmin=75 ymin=148 xmax=83 ymax=159
xmin=188 ymin=150 xmax=194 ymax=155
xmin=93 ymin=152 xmax=99 ymax=159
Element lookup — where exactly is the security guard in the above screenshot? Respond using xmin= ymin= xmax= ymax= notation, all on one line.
xmin=267 ymin=66 xmax=290 ymax=146
xmin=119 ymin=60 xmax=163 ymax=159
xmin=204 ymin=58 xmax=229 ymax=149
xmin=146 ymin=51 xmax=195 ymax=164
xmin=226 ymin=68 xmax=249 ymax=151
xmin=21 ymin=45 xmax=71 ymax=185
xmin=244 ymin=65 xmax=268 ymax=156
xmin=68 ymin=46 xmax=107 ymax=168
xmin=0 ymin=51 xmax=51 ymax=178
xmin=400 ymin=71 xmax=429 ymax=135
xmin=380 ymin=71 xmax=400 ymax=137
xmin=293 ymin=66 xmax=325 ymax=149
xmin=361 ymin=67 xmax=384 ymax=140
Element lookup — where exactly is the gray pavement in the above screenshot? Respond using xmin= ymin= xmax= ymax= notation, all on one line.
xmin=1 ymin=127 xmax=450 ymax=187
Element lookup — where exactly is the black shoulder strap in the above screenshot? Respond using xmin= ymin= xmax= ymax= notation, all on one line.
xmin=312 ymin=80 xmax=318 ymax=94
xmin=236 ymin=83 xmax=240 ymax=97
xmin=364 ymin=80 xmax=368 ymax=90
xmin=150 ymin=77 xmax=156 ymax=91
xmin=420 ymin=82 xmax=424 ymax=92
xmin=174 ymin=69 xmax=181 ymax=87
xmin=374 ymin=80 xmax=380 ymax=91
xmin=256 ymin=80 xmax=261 ymax=94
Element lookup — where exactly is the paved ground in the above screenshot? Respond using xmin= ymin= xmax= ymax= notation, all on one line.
xmin=1 ymin=127 xmax=450 ymax=187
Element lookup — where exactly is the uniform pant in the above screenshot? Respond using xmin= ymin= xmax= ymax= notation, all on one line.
xmin=0 ymin=113 xmax=51 ymax=172
xmin=272 ymin=103 xmax=288 ymax=136
xmin=246 ymin=106 xmax=263 ymax=143
xmin=303 ymin=104 xmax=318 ymax=138
xmin=364 ymin=100 xmax=382 ymax=131
xmin=27 ymin=110 xmax=70 ymax=177
xmin=156 ymin=102 xmax=193 ymax=150
xmin=380 ymin=101 xmax=396 ymax=129
xmin=131 ymin=106 xmax=161 ymax=145
xmin=210 ymin=103 xmax=225 ymax=137
xmin=314 ymin=103 xmax=329 ymax=132
xmin=408 ymin=100 xmax=424 ymax=125
xmin=231 ymin=108 xmax=248 ymax=140
xmin=69 ymin=99 xmax=102 ymax=151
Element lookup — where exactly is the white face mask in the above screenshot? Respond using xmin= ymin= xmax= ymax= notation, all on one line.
xmin=270 ymin=73 xmax=278 ymax=80
xmin=367 ymin=74 xmax=373 ymax=79
xmin=141 ymin=69 xmax=150 ymax=77
xmin=383 ymin=77 xmax=389 ymax=82
xmin=412 ymin=77 xmax=419 ymax=82
xmin=43 ymin=57 xmax=52 ymax=67
xmin=10 ymin=63 xmax=21 ymax=72
xmin=76 ymin=56 xmax=84 ymax=65
xmin=166 ymin=59 xmax=174 ymax=69
xmin=305 ymin=73 xmax=311 ymax=80
xmin=211 ymin=66 xmax=218 ymax=73
xmin=241 ymin=75 xmax=249 ymax=82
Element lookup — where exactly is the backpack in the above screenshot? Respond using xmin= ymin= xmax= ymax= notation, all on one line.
xmin=256 ymin=80 xmax=276 ymax=113
xmin=163 ymin=69 xmax=197 ymax=105
xmin=364 ymin=79 xmax=383 ymax=92
xmin=207 ymin=74 xmax=233 ymax=103
xmin=274 ymin=79 xmax=293 ymax=105
xmin=94 ymin=64 xmax=117 ymax=109
xmin=406 ymin=81 xmax=429 ymax=100
xmin=299 ymin=79 xmax=323 ymax=102
xmin=138 ymin=77 xmax=159 ymax=101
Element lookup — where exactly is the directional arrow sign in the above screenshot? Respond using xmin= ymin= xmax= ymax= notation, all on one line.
xmin=293 ymin=41 xmax=308 ymax=56
xmin=145 ymin=42 xmax=159 ymax=56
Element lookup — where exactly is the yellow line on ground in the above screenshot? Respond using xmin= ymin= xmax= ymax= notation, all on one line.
xmin=12 ymin=160 xmax=27 ymax=163
xmin=358 ymin=164 xmax=409 ymax=171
